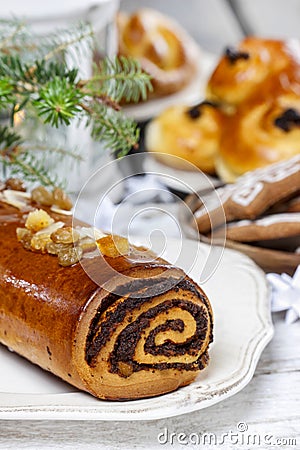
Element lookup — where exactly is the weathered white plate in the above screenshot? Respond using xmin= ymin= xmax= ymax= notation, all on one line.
xmin=0 ymin=238 xmax=273 ymax=420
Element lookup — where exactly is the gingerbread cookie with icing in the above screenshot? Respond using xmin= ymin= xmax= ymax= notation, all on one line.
xmin=212 ymin=213 xmax=300 ymax=242
xmin=286 ymin=196 xmax=300 ymax=213
xmin=194 ymin=155 xmax=300 ymax=234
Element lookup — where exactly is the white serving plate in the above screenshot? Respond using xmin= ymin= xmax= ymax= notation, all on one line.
xmin=0 ymin=238 xmax=273 ymax=420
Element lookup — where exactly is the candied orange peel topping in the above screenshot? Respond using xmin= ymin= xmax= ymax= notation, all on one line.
xmin=96 ymin=235 xmax=130 ymax=258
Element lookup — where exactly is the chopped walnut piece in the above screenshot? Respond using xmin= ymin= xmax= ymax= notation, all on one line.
xmin=25 ymin=209 xmax=54 ymax=232
xmin=97 ymin=235 xmax=130 ymax=258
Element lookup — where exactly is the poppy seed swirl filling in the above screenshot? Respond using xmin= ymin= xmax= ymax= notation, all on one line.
xmin=85 ymin=278 xmax=213 ymax=379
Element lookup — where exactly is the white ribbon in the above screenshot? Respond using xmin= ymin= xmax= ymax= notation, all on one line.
xmin=267 ymin=266 xmax=300 ymax=324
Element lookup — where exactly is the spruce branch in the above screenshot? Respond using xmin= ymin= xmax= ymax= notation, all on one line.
xmin=26 ymin=143 xmax=84 ymax=161
xmin=82 ymin=56 xmax=153 ymax=102
xmin=0 ymin=124 xmax=82 ymax=187
xmin=0 ymin=19 xmax=32 ymax=55
xmin=41 ymin=22 xmax=94 ymax=62
xmin=0 ymin=21 xmax=25 ymax=51
xmin=1 ymin=151 xmax=63 ymax=188
xmin=81 ymin=101 xmax=140 ymax=155
xmin=0 ymin=19 xmax=152 ymax=186
xmin=0 ymin=124 xmax=23 ymax=152
xmin=33 ymin=77 xmax=84 ymax=127
xmin=0 ymin=20 xmax=93 ymax=61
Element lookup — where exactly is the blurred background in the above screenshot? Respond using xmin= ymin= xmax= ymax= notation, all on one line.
xmin=121 ymin=0 xmax=300 ymax=52
xmin=2 ymin=0 xmax=300 ymax=52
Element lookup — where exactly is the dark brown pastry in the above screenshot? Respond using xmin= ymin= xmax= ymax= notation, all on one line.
xmin=194 ymin=155 xmax=300 ymax=233
xmin=212 ymin=213 xmax=300 ymax=242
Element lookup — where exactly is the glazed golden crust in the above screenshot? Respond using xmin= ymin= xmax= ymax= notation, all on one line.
xmin=117 ymin=8 xmax=200 ymax=97
xmin=0 ymin=202 xmax=213 ymax=400
xmin=207 ymin=37 xmax=300 ymax=108
xmin=145 ymin=103 xmax=223 ymax=173
xmin=217 ymin=93 xmax=300 ymax=181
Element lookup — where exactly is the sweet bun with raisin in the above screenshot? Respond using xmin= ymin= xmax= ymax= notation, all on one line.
xmin=206 ymin=37 xmax=300 ymax=109
xmin=145 ymin=101 xmax=223 ymax=173
xmin=216 ymin=92 xmax=300 ymax=182
xmin=117 ymin=8 xmax=201 ymax=98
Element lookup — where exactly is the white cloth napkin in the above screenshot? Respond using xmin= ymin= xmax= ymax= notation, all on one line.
xmin=267 ymin=266 xmax=300 ymax=324
xmin=94 ymin=174 xmax=181 ymax=238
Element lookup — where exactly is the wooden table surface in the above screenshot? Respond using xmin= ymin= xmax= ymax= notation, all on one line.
xmin=0 ymin=312 xmax=299 ymax=450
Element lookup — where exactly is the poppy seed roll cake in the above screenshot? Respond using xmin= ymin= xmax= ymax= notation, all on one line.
xmin=0 ymin=200 xmax=213 ymax=400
